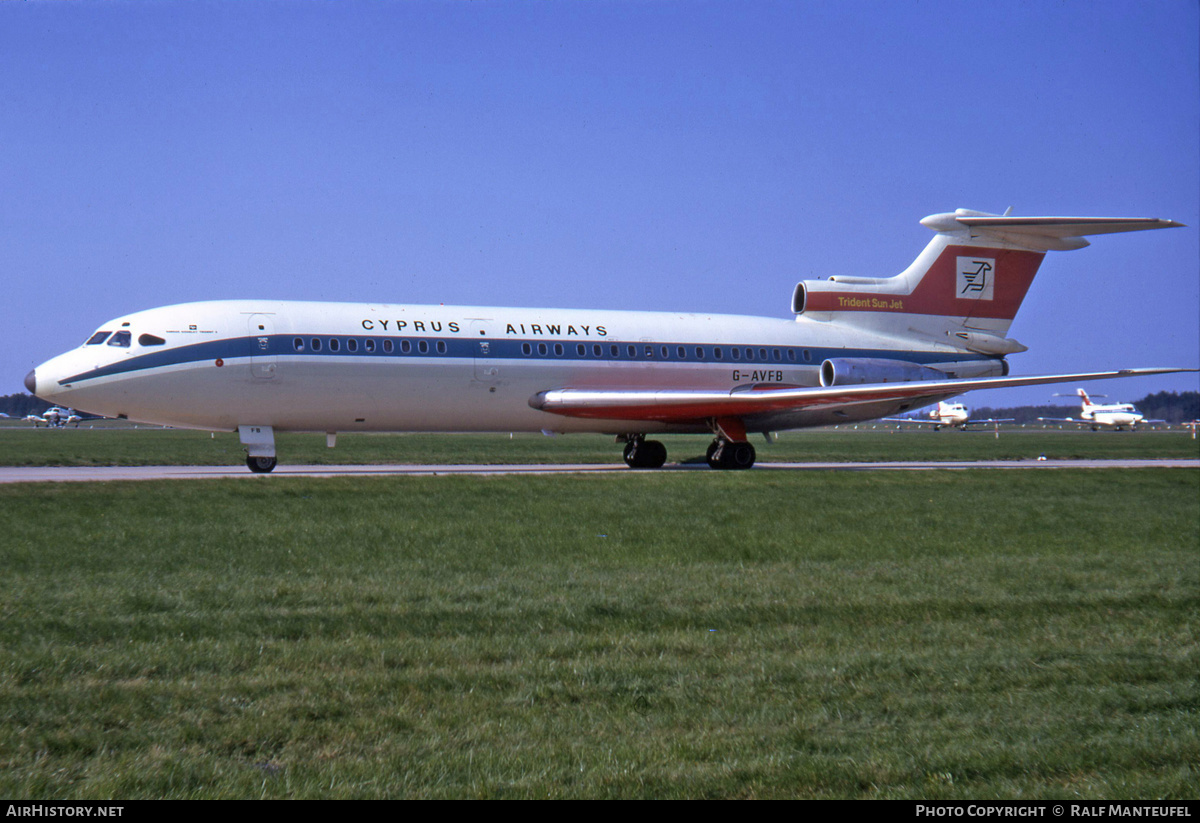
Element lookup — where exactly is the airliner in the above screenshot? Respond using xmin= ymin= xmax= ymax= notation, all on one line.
xmin=24 ymin=208 xmax=1190 ymax=472
xmin=884 ymin=401 xmax=1013 ymax=430
xmin=1038 ymin=388 xmax=1157 ymax=431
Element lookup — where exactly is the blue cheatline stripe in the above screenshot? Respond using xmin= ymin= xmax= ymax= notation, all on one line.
xmin=61 ymin=334 xmax=994 ymax=385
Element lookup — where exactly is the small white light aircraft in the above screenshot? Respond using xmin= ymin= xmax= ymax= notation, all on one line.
xmin=1038 ymin=388 xmax=1158 ymax=431
xmin=23 ymin=406 xmax=83 ymax=428
xmin=884 ymin=401 xmax=1013 ymax=430
xmin=25 ymin=208 xmax=1190 ymax=471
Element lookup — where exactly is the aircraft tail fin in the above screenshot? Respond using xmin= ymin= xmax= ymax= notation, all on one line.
xmin=792 ymin=209 xmax=1182 ymax=352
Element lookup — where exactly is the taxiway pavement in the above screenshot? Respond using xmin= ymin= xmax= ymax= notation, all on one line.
xmin=0 ymin=459 xmax=1197 ymax=483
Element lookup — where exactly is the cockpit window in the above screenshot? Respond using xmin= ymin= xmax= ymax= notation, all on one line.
xmin=107 ymin=330 xmax=132 ymax=348
xmin=138 ymin=334 xmax=166 ymax=346
xmin=86 ymin=331 xmax=112 ymax=345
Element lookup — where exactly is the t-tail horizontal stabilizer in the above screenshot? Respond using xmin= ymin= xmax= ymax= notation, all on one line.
xmin=919 ymin=211 xmax=1185 ymax=252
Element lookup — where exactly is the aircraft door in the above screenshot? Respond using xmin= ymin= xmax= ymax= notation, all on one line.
xmin=248 ymin=313 xmax=278 ymax=380
xmin=470 ymin=319 xmax=500 ymax=384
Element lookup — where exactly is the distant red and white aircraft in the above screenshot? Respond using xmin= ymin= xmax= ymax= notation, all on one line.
xmin=25 ymin=208 xmax=1192 ymax=471
xmin=885 ymin=401 xmax=1013 ymax=430
xmin=1038 ymin=388 xmax=1161 ymax=431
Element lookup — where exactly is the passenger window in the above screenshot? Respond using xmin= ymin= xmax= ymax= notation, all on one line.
xmin=401 ymin=340 xmax=412 ymax=354
xmin=365 ymin=339 xmax=376 ymax=353
xmin=611 ymin=345 xmax=619 ymax=357
xmin=695 ymin=347 xmax=704 ymax=359
xmin=537 ymin=343 xmax=548 ymax=356
xmin=554 ymin=343 xmax=564 ymax=356
xmin=677 ymin=346 xmax=686 ymax=359
xmin=383 ymin=339 xmax=393 ymax=353
xmin=418 ymin=340 xmax=429 ymax=354
xmin=312 ymin=338 xmax=322 ymax=352
xmin=329 ymin=338 xmax=340 ymax=352
xmin=436 ymin=341 xmax=447 ymax=354
xmin=593 ymin=344 xmax=602 ymax=357
xmin=714 ymin=347 xmax=723 ymax=360
xmin=732 ymin=348 xmax=741 ymax=360
xmin=86 ymin=332 xmax=112 ymax=345
xmin=293 ymin=337 xmax=305 ymax=352
xmin=347 ymin=339 xmax=358 ymax=353
xmin=522 ymin=343 xmax=532 ymax=356
xmin=107 ymin=331 xmax=132 ymax=347
xmin=577 ymin=344 xmax=586 ymax=357
xmin=138 ymin=334 xmax=166 ymax=346
xmin=627 ymin=345 xmax=636 ymax=358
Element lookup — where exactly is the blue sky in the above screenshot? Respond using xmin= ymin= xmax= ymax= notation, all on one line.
xmin=4 ymin=0 xmax=1197 ymax=408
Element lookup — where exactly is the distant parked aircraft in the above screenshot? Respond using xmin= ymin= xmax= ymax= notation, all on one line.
xmin=1038 ymin=389 xmax=1160 ymax=431
xmin=884 ymin=401 xmax=1013 ymax=430
xmin=24 ymin=406 xmax=83 ymax=428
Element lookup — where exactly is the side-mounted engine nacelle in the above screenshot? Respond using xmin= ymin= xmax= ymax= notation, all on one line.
xmin=820 ymin=357 xmax=1008 ymax=386
xmin=820 ymin=358 xmax=948 ymax=387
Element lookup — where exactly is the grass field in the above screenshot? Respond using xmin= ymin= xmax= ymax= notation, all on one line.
xmin=0 ymin=423 xmax=1197 ymax=467
xmin=0 ymin=467 xmax=1196 ymax=798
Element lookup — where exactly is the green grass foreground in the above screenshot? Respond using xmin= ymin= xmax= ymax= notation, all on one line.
xmin=0 ymin=470 xmax=1196 ymax=798
xmin=0 ymin=424 xmax=1197 ymax=466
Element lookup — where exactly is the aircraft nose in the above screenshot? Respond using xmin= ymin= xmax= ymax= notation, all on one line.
xmin=24 ymin=369 xmax=36 ymax=394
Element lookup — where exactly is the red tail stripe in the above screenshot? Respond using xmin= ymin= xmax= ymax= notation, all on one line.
xmin=803 ymin=246 xmax=1045 ymax=320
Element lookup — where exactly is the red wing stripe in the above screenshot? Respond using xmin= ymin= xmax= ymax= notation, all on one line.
xmin=531 ymin=385 xmax=943 ymax=422
xmin=529 ymin=368 xmax=1190 ymax=424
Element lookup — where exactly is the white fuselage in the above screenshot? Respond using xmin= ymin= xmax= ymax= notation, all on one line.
xmin=28 ymin=299 xmax=1001 ymax=436
xmin=931 ymin=402 xmax=970 ymax=426
xmin=1081 ymin=402 xmax=1144 ymax=429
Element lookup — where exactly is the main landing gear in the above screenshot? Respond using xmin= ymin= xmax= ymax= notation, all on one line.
xmin=619 ymin=432 xmax=757 ymax=470
xmin=622 ymin=435 xmax=667 ymax=468
xmin=704 ymin=416 xmax=756 ymax=470
xmin=705 ymin=439 xmax=756 ymax=470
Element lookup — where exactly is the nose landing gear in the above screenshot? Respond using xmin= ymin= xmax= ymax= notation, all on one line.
xmin=239 ymin=425 xmax=277 ymax=473
xmin=246 ymin=455 xmax=278 ymax=473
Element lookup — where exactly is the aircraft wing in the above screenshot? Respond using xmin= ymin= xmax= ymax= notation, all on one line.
xmin=881 ymin=417 xmax=945 ymax=426
xmin=532 ymin=368 xmax=1189 ymax=427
